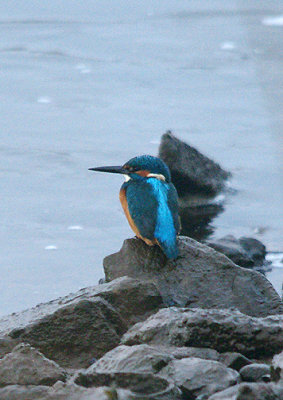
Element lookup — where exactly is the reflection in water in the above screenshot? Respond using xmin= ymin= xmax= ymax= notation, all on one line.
xmin=179 ymin=202 xmax=224 ymax=241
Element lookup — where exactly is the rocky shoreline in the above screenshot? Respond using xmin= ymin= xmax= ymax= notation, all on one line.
xmin=0 ymin=133 xmax=282 ymax=399
xmin=0 ymin=236 xmax=282 ymax=399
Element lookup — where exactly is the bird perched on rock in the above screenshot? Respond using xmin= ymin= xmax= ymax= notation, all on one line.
xmin=89 ymin=155 xmax=180 ymax=259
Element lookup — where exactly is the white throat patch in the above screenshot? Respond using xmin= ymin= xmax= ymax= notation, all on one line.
xmin=147 ymin=173 xmax=166 ymax=181
xmin=124 ymin=175 xmax=131 ymax=182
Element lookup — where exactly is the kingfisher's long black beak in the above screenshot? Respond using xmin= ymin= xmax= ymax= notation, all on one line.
xmin=88 ymin=166 xmax=128 ymax=174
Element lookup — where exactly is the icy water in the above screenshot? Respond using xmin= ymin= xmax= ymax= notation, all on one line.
xmin=0 ymin=1 xmax=282 ymax=316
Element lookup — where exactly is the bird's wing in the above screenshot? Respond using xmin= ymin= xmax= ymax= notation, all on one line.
xmin=167 ymin=182 xmax=181 ymax=234
xmin=124 ymin=180 xmax=158 ymax=240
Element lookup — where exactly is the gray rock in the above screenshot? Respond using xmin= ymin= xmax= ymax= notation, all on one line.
xmin=0 ymin=383 xmax=133 ymax=400
xmin=89 ymin=344 xmax=220 ymax=377
xmin=95 ymin=276 xmax=163 ymax=325
xmin=0 ymin=385 xmax=51 ymax=400
xmin=164 ymin=346 xmax=220 ymax=361
xmin=271 ymin=351 xmax=283 ymax=383
xmin=88 ymin=344 xmax=174 ymax=374
xmin=0 ymin=336 xmax=17 ymax=358
xmin=238 ymin=237 xmax=267 ymax=264
xmin=158 ymin=357 xmax=239 ymax=399
xmin=158 ymin=131 xmax=230 ymax=195
xmin=240 ymin=363 xmax=271 ymax=382
xmin=9 ymin=298 xmax=127 ymax=369
xmin=104 ymin=236 xmax=283 ymax=317
xmin=0 ymin=277 xmax=162 ymax=334
xmin=0 ymin=343 xmax=67 ymax=387
xmin=206 ymin=235 xmax=266 ymax=268
xmin=208 ymin=382 xmax=283 ymax=400
xmin=74 ymin=371 xmax=181 ymax=399
xmin=122 ymin=308 xmax=283 ymax=359
xmin=219 ymin=352 xmax=251 ymax=371
xmin=0 ymin=277 xmax=163 ymax=369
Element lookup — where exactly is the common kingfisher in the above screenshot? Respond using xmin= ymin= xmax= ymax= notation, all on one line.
xmin=89 ymin=155 xmax=180 ymax=259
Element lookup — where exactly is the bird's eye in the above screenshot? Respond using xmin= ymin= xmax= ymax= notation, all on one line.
xmin=125 ymin=165 xmax=137 ymax=173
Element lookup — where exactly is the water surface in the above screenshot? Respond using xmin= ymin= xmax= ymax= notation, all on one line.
xmin=0 ymin=1 xmax=282 ymax=316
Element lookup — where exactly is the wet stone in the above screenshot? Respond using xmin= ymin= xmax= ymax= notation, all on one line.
xmin=104 ymin=236 xmax=283 ymax=317
xmin=271 ymin=351 xmax=283 ymax=383
xmin=88 ymin=344 xmax=174 ymax=374
xmin=122 ymin=308 xmax=283 ymax=359
xmin=158 ymin=131 xmax=230 ymax=196
xmin=207 ymin=382 xmax=283 ymax=400
xmin=239 ymin=363 xmax=271 ymax=382
xmin=219 ymin=352 xmax=252 ymax=371
xmin=74 ymin=371 xmax=181 ymax=399
xmin=206 ymin=235 xmax=267 ymax=268
xmin=0 ymin=343 xmax=67 ymax=387
xmin=158 ymin=357 xmax=239 ymax=399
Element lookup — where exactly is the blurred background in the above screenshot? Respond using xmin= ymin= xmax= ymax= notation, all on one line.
xmin=0 ymin=1 xmax=282 ymax=316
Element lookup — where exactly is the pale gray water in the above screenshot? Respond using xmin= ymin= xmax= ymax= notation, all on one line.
xmin=0 ymin=1 xmax=282 ymax=316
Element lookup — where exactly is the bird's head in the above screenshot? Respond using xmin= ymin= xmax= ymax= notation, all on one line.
xmin=89 ymin=155 xmax=171 ymax=182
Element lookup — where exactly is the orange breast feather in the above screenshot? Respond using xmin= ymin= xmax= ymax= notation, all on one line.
xmin=119 ymin=187 xmax=156 ymax=246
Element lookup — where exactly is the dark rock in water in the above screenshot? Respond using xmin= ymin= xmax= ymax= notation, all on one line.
xmin=158 ymin=357 xmax=239 ymax=399
xmin=239 ymin=363 xmax=271 ymax=382
xmin=158 ymin=131 xmax=231 ymax=196
xmin=0 ymin=343 xmax=67 ymax=387
xmin=219 ymin=352 xmax=252 ymax=371
xmin=0 ymin=277 xmax=163 ymax=369
xmin=121 ymin=308 xmax=283 ymax=359
xmin=206 ymin=235 xmax=267 ymax=268
xmin=239 ymin=237 xmax=266 ymax=263
xmin=207 ymin=382 xmax=283 ymax=400
xmin=74 ymin=371 xmax=181 ymax=399
xmin=271 ymin=351 xmax=283 ymax=383
xmin=104 ymin=236 xmax=283 ymax=317
xmin=0 ymin=383 xmax=133 ymax=400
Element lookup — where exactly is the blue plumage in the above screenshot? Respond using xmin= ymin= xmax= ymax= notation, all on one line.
xmin=89 ymin=155 xmax=180 ymax=259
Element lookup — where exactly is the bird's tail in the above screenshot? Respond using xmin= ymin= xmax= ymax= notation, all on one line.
xmin=158 ymin=238 xmax=179 ymax=259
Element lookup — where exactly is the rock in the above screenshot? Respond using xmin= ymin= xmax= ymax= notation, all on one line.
xmin=74 ymin=371 xmax=181 ymax=399
xmin=0 ymin=277 xmax=163 ymax=369
xmin=158 ymin=131 xmax=230 ymax=196
xmin=89 ymin=344 xmax=220 ymax=377
xmin=239 ymin=363 xmax=271 ymax=382
xmin=88 ymin=344 xmax=174 ymax=374
xmin=208 ymin=382 xmax=283 ymax=400
xmin=0 ymin=343 xmax=67 ymax=387
xmin=219 ymin=352 xmax=251 ymax=371
xmin=104 ymin=236 xmax=283 ymax=317
xmin=0 ymin=383 xmax=133 ymax=400
xmin=95 ymin=277 xmax=163 ymax=325
xmin=8 ymin=298 xmax=127 ymax=369
xmin=0 ymin=385 xmax=51 ymax=400
xmin=0 ymin=336 xmax=17 ymax=358
xmin=0 ymin=277 xmax=162 ymax=333
xmin=164 ymin=346 xmax=220 ymax=361
xmin=158 ymin=357 xmax=239 ymax=399
xmin=206 ymin=235 xmax=267 ymax=268
xmin=122 ymin=308 xmax=283 ymax=359
xmin=271 ymin=351 xmax=283 ymax=383
xmin=238 ymin=237 xmax=266 ymax=264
